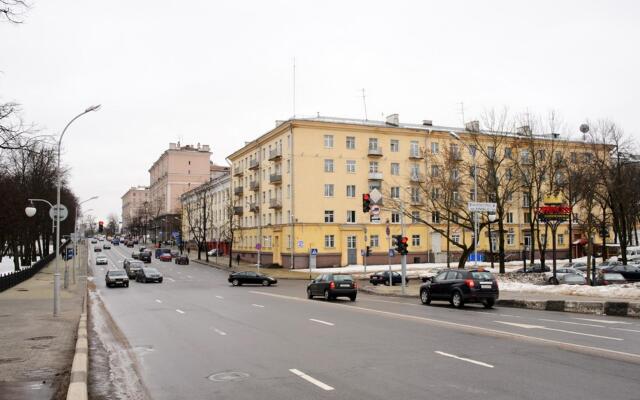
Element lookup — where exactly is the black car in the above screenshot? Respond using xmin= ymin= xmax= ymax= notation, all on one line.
xmin=136 ymin=267 xmax=163 ymax=283
xmin=139 ymin=251 xmax=152 ymax=263
xmin=124 ymin=260 xmax=145 ymax=278
xmin=94 ymin=246 xmax=102 ymax=252
xmin=103 ymin=243 xmax=111 ymax=249
xmin=175 ymin=255 xmax=189 ymax=265
xmin=601 ymin=264 xmax=640 ymax=282
xmin=105 ymin=269 xmax=129 ymax=288
xmin=419 ymin=269 xmax=499 ymax=309
xmin=369 ymin=271 xmax=408 ymax=286
xmin=515 ymin=263 xmax=550 ymax=273
xmin=307 ymin=274 xmax=357 ymax=301
xmin=228 ymin=271 xmax=278 ymax=286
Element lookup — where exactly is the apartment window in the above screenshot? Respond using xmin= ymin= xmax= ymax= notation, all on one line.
xmin=391 ymin=212 xmax=400 ymax=223
xmin=487 ymin=146 xmax=495 ymax=159
xmin=324 ymin=134 xmax=334 ymax=148
xmin=521 ymin=150 xmax=531 ymax=164
xmin=469 ymin=145 xmax=477 ymax=157
xmin=346 ymin=160 xmax=356 ymax=173
xmin=368 ymin=138 xmax=378 ymax=150
xmin=523 ymin=192 xmax=531 ymax=208
xmin=470 ymin=188 xmax=476 ymax=201
xmin=346 ymin=185 xmax=356 ymax=197
xmin=507 ymin=231 xmax=515 ymax=245
xmin=346 ymin=136 xmax=356 ymax=149
xmin=558 ymin=234 xmax=565 ymax=245
xmin=410 ymin=141 xmax=419 ymax=157
xmin=450 ymin=143 xmax=460 ymax=159
xmin=287 ymin=159 xmax=291 ymax=173
xmin=324 ymin=235 xmax=335 ymax=248
xmin=324 ymin=184 xmax=334 ymax=197
xmin=411 ymin=211 xmax=420 ymax=223
xmin=451 ymin=168 xmax=459 ymax=180
xmin=431 ymin=165 xmax=440 ymax=177
xmin=432 ymin=211 xmax=441 ymax=224
xmin=390 ymin=139 xmax=399 ymax=152
xmin=390 ymin=163 xmax=400 ymax=176
xmin=324 ymin=159 xmax=334 ymax=173
xmin=538 ymin=150 xmax=546 ymax=160
xmin=412 ymin=235 xmax=421 ymax=247
xmin=505 ymin=147 xmax=512 ymax=159
xmin=347 ymin=236 xmax=357 ymax=249
xmin=453 ymin=191 xmax=460 ymax=201
xmin=524 ymin=213 xmax=532 ymax=223
xmin=469 ymin=165 xmax=476 ymax=178
xmin=346 ymin=210 xmax=356 ymax=223
xmin=410 ymin=163 xmax=419 ymax=176
xmin=391 ymin=187 xmax=400 ymax=199
xmin=431 ymin=142 xmax=439 ymax=154
xmin=370 ymin=235 xmax=379 ymax=247
xmin=324 ymin=210 xmax=334 ymax=223
xmin=506 ymin=212 xmax=513 ymax=223
xmin=411 ymin=187 xmax=420 ymax=203
xmin=431 ymin=188 xmax=439 ymax=200
xmin=287 ymin=184 xmax=291 ymax=198
xmin=368 ymin=182 xmax=381 ymax=192
xmin=506 ymin=192 xmax=513 ymax=202
xmin=369 ymin=161 xmax=379 ymax=173
xmin=452 ymin=234 xmax=460 ymax=244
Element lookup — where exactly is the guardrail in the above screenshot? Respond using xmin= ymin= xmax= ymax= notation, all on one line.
xmin=0 ymin=241 xmax=69 ymax=292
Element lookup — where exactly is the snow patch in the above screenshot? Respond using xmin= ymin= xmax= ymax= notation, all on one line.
xmin=498 ymin=281 xmax=640 ymax=300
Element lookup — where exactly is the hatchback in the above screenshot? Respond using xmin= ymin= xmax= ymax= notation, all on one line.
xmin=307 ymin=274 xmax=357 ymax=301
xmin=136 ymin=267 xmax=163 ymax=283
xmin=159 ymin=253 xmax=172 ymax=262
xmin=420 ymin=269 xmax=499 ymax=308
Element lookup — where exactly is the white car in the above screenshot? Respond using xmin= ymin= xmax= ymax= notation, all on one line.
xmin=544 ymin=267 xmax=585 ymax=284
xmin=207 ymin=249 xmax=220 ymax=256
xmin=96 ymin=255 xmax=108 ymax=265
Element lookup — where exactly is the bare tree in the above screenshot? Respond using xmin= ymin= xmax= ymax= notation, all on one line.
xmin=0 ymin=0 xmax=29 ymax=23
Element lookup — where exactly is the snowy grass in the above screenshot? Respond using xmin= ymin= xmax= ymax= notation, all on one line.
xmin=498 ymin=281 xmax=640 ymax=300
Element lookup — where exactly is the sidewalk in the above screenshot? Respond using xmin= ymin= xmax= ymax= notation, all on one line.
xmin=0 ymin=245 xmax=87 ymax=400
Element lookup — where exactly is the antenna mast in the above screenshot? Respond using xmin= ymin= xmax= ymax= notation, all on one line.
xmin=292 ymin=57 xmax=296 ymax=118
xmin=458 ymin=101 xmax=466 ymax=125
xmin=361 ymin=88 xmax=368 ymax=121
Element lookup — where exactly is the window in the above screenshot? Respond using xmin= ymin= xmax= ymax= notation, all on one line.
xmin=558 ymin=234 xmax=565 ymax=245
xmin=453 ymin=191 xmax=460 ymax=202
xmin=346 ymin=210 xmax=356 ymax=223
xmin=287 ymin=184 xmax=291 ymax=198
xmin=391 ymin=212 xmax=400 ymax=223
xmin=431 ymin=165 xmax=439 ymax=177
xmin=412 ymin=234 xmax=421 ymax=246
xmin=450 ymin=143 xmax=460 ymax=159
xmin=524 ymin=213 xmax=531 ymax=223
xmin=410 ymin=141 xmax=419 ymax=157
xmin=390 ymin=139 xmax=399 ymax=152
xmin=506 ymin=212 xmax=514 ymax=223
xmin=431 ymin=142 xmax=439 ymax=154
xmin=521 ymin=150 xmax=531 ymax=164
xmin=391 ymin=187 xmax=400 ymax=198
xmin=487 ymin=146 xmax=495 ymax=159
xmin=346 ymin=185 xmax=356 ymax=197
xmin=370 ymin=235 xmax=379 ymax=247
xmin=347 ymin=236 xmax=357 ymax=249
xmin=411 ymin=187 xmax=420 ymax=203
xmin=287 ymin=159 xmax=291 ymax=173
xmin=390 ymin=163 xmax=400 ymax=176
xmin=506 ymin=192 xmax=513 ymax=202
xmin=369 ymin=161 xmax=379 ymax=173
xmin=469 ymin=145 xmax=477 ymax=157
xmin=431 ymin=187 xmax=439 ymax=200
xmin=507 ymin=231 xmax=515 ymax=245
xmin=411 ymin=211 xmax=420 ymax=223
xmin=571 ymin=152 xmax=577 ymax=163
xmin=324 ymin=184 xmax=334 ymax=197
xmin=470 ymin=188 xmax=476 ymax=201
xmin=324 ymin=135 xmax=334 ymax=148
xmin=368 ymin=138 xmax=378 ymax=150
xmin=346 ymin=136 xmax=355 ymax=149
xmin=324 ymin=235 xmax=335 ymax=248
xmin=505 ymin=147 xmax=512 ymax=159
xmin=451 ymin=168 xmax=459 ymax=180
xmin=452 ymin=234 xmax=460 ymax=244
xmin=324 ymin=210 xmax=334 ymax=223
xmin=523 ymin=192 xmax=531 ymax=208
xmin=431 ymin=212 xmax=440 ymax=224
xmin=324 ymin=159 xmax=334 ymax=173
xmin=346 ymin=160 xmax=356 ymax=173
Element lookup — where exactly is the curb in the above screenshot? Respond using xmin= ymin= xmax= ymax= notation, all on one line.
xmin=66 ymin=288 xmax=88 ymax=399
xmin=359 ymin=287 xmax=640 ymax=318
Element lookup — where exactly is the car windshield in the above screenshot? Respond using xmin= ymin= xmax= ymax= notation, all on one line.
xmin=470 ymin=271 xmax=493 ymax=280
xmin=563 ymin=275 xmax=585 ymax=282
xmin=333 ymin=275 xmax=353 ymax=281
xmin=108 ymin=270 xmax=126 ymax=276
xmin=603 ymin=273 xmax=624 ymax=280
xmin=131 ymin=261 xmax=144 ymax=268
xmin=145 ymin=268 xmax=159 ymax=274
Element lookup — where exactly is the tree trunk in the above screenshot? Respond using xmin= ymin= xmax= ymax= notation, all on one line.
xmin=458 ymin=245 xmax=473 ymax=269
xmin=497 ymin=218 xmax=506 ymax=274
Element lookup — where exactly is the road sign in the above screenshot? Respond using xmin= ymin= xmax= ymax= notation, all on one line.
xmin=467 ymin=202 xmax=497 ymax=212
xmin=370 ymin=214 xmax=381 ymax=224
xmin=65 ymin=247 xmax=74 ymax=260
xmin=297 ymin=240 xmax=304 ymax=248
xmin=49 ymin=204 xmax=68 ymax=222
xmin=369 ymin=188 xmax=383 ymax=204
xmin=388 ymin=249 xmax=395 ymax=257
xmin=256 ymin=243 xmax=262 ymax=250
xmin=310 ymin=248 xmax=318 ymax=255
xmin=370 ymin=205 xmax=380 ymax=215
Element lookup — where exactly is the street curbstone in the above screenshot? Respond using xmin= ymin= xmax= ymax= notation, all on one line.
xmin=563 ymin=301 xmax=604 ymax=315
xmin=545 ymin=300 xmax=565 ymax=312
xmin=604 ymin=302 xmax=629 ymax=316
xmin=66 ymin=292 xmax=89 ymax=400
xmin=627 ymin=302 xmax=640 ymax=317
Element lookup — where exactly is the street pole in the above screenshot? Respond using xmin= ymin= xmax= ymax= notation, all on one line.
xmin=386 ymin=220 xmax=392 ymax=286
xmin=400 ymin=199 xmax=407 ymax=295
xmin=363 ymin=227 xmax=368 ymax=274
xmin=473 ymin=154 xmax=478 ymax=269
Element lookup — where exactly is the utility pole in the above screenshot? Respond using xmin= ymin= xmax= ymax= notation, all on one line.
xmin=363 ymin=226 xmax=368 ymax=274
xmin=400 ymin=199 xmax=407 ymax=295
xmin=386 ymin=220 xmax=392 ymax=285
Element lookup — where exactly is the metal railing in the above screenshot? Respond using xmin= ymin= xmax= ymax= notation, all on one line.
xmin=0 ymin=242 xmax=69 ymax=293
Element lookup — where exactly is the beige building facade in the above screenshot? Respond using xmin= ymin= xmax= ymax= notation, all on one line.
xmin=121 ymin=186 xmax=149 ymax=231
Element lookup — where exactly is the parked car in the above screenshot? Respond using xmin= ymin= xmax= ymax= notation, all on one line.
xmin=207 ymin=249 xmax=220 ymax=256
xmin=544 ymin=267 xmax=584 ymax=284
xmin=175 ymin=255 xmax=189 ymax=265
xmin=139 ymin=246 xmax=147 ymax=252
xmin=419 ymin=269 xmax=499 ymax=309
xmin=133 ymin=239 xmax=139 ymax=244
xmin=95 ymin=255 xmax=108 ymax=265
xmin=103 ymin=243 xmax=111 ymax=249
xmin=105 ymin=269 xmax=129 ymax=288
xmin=307 ymin=274 xmax=357 ymax=301
xmin=515 ymin=263 xmax=549 ymax=273
xmin=600 ymin=264 xmax=640 ymax=282
xmin=155 ymin=248 xmax=171 ymax=259
xmin=369 ymin=271 xmax=408 ymax=286
xmin=136 ymin=267 xmax=163 ymax=283
xmin=170 ymin=249 xmax=179 ymax=258
xmin=558 ymin=273 xmax=587 ymax=285
xmin=159 ymin=253 xmax=172 ymax=262
xmin=94 ymin=246 xmax=102 ymax=252
xmin=112 ymin=240 xmax=119 ymax=246
xmin=139 ymin=251 xmax=152 ymax=263
xmin=618 ymin=246 xmax=640 ymax=262
xmin=597 ymin=272 xmax=627 ymax=285
xmin=228 ymin=271 xmax=278 ymax=286
xmin=131 ymin=250 xmax=140 ymax=259
xmin=124 ymin=260 xmax=145 ymax=278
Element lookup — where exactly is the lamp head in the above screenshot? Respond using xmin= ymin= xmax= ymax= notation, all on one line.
xmin=85 ymin=104 xmax=101 ymax=113
xmin=25 ymin=206 xmax=37 ymax=217
xmin=448 ymin=131 xmax=461 ymax=141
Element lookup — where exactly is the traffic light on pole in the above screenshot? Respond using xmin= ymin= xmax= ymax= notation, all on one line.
xmin=98 ymin=221 xmax=104 ymax=233
xmin=400 ymin=236 xmax=409 ymax=255
xmin=393 ymin=235 xmax=402 ymax=253
xmin=362 ymin=194 xmax=371 ymax=213
xmin=366 ymin=246 xmax=372 ymax=257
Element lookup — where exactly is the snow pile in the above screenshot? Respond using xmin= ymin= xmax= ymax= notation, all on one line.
xmin=498 ymin=281 xmax=640 ymax=300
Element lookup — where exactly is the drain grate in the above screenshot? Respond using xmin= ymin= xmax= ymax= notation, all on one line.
xmin=207 ymin=371 xmax=250 ymax=382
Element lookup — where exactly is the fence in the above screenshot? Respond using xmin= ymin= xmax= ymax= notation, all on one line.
xmin=0 ymin=242 xmax=69 ymax=293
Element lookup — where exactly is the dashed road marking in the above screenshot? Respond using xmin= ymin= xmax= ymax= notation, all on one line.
xmin=611 ymin=327 xmax=640 ymax=333
xmin=252 ymin=304 xmax=265 ymax=308
xmin=495 ymin=321 xmax=623 ymax=341
xmin=538 ymin=319 xmax=605 ymax=328
xmin=176 ymin=309 xmax=185 ymax=314
xmin=574 ymin=318 xmax=632 ymax=325
xmin=435 ymin=351 xmax=494 ymax=368
xmin=309 ymin=318 xmax=334 ymax=326
xmin=213 ymin=328 xmax=227 ymax=336
xmin=155 ymin=299 xmax=162 ymax=303
xmin=167 ymin=277 xmax=176 ymax=282
xmin=215 ymin=295 xmax=224 ymax=299
xmin=289 ymin=369 xmax=334 ymax=391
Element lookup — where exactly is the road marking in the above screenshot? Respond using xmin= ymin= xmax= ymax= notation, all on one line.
xmin=289 ymin=369 xmax=334 ymax=391
xmin=309 ymin=318 xmax=334 ymax=326
xmin=155 ymin=299 xmax=162 ymax=304
xmin=495 ymin=321 xmax=622 ymax=341
xmin=252 ymin=304 xmax=265 ymax=308
xmin=215 ymin=295 xmax=224 ymax=299
xmin=187 ymin=275 xmax=193 ymax=278
xmin=611 ymin=327 xmax=640 ymax=333
xmin=249 ymin=291 xmax=640 ymax=363
xmin=167 ymin=277 xmax=176 ymax=282
xmin=574 ymin=318 xmax=632 ymax=325
xmin=213 ymin=328 xmax=227 ymax=336
xmin=435 ymin=351 xmax=494 ymax=368
xmin=176 ymin=309 xmax=185 ymax=314
xmin=538 ymin=319 xmax=605 ymax=328
xmin=498 ymin=314 xmax=522 ymax=318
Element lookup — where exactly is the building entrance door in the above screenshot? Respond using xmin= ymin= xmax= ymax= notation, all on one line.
xmin=347 ymin=235 xmax=357 ymax=265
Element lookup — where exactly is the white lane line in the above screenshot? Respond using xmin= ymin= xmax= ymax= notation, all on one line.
xmin=574 ymin=318 xmax=632 ymax=325
xmin=498 ymin=314 xmax=522 ymax=318
xmin=167 ymin=277 xmax=176 ymax=282
xmin=215 ymin=295 xmax=224 ymax=299
xmin=213 ymin=328 xmax=227 ymax=336
xmin=176 ymin=309 xmax=185 ymax=314
xmin=435 ymin=351 xmax=494 ymax=368
xmin=538 ymin=319 xmax=605 ymax=328
xmin=289 ymin=369 xmax=334 ymax=391
xmin=611 ymin=327 xmax=640 ymax=333
xmin=252 ymin=304 xmax=265 ymax=308
xmin=187 ymin=275 xmax=193 ymax=278
xmin=309 ymin=318 xmax=334 ymax=326
xmin=495 ymin=321 xmax=623 ymax=341
xmin=155 ymin=299 xmax=162 ymax=303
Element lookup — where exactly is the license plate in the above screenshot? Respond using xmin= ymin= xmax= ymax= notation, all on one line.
xmin=480 ymin=283 xmax=492 ymax=289
xmin=340 ymin=284 xmax=351 ymax=288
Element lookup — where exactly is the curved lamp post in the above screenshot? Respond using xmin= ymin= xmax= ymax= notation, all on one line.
xmin=71 ymin=198 xmax=97 ymax=286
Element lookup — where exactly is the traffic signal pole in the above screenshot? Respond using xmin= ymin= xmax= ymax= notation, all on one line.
xmin=400 ymin=199 xmax=407 ymax=295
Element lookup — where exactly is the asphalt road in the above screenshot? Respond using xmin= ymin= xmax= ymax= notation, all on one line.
xmin=89 ymin=243 xmax=640 ymax=400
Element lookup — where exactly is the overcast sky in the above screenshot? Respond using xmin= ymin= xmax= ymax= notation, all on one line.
xmin=1 ymin=0 xmax=638 ymax=222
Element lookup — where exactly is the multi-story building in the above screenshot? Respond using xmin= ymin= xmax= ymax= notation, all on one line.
xmin=121 ymin=186 xmax=149 ymax=232
xmin=228 ymin=115 xmax=607 ymax=268
xmin=148 ymin=142 xmax=212 ymax=242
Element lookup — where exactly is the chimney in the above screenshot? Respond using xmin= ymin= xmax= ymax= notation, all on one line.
xmin=385 ymin=114 xmax=399 ymax=126
xmin=169 ymin=143 xmax=178 ymax=150
xmin=422 ymin=120 xmax=433 ymax=126
xmin=465 ymin=120 xmax=480 ymax=132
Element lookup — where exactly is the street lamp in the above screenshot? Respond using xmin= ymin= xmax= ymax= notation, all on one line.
xmin=449 ymin=131 xmax=479 ymax=268
xmin=72 ymin=198 xmax=97 ymax=286
xmin=26 ymin=198 xmax=55 ymax=233
xmin=52 ymin=105 xmax=100 ymax=316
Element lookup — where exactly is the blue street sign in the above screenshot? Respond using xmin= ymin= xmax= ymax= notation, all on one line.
xmin=388 ymin=249 xmax=395 ymax=257
xmin=310 ymin=248 xmax=318 ymax=256
xmin=468 ymin=253 xmax=485 ymax=262
xmin=65 ymin=248 xmax=74 ymax=260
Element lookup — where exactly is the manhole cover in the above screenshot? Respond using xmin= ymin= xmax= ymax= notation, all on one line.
xmin=207 ymin=371 xmax=250 ymax=382
xmin=26 ymin=336 xmax=55 ymax=341
xmin=0 ymin=358 xmax=23 ymax=364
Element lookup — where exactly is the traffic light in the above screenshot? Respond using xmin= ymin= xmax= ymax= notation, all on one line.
xmin=366 ymin=246 xmax=372 ymax=257
xmin=393 ymin=235 xmax=402 ymax=253
xmin=400 ymin=236 xmax=409 ymax=255
xmin=362 ymin=193 xmax=371 ymax=213
xmin=98 ymin=221 xmax=104 ymax=233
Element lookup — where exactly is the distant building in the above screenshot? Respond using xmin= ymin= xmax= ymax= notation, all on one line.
xmin=121 ymin=186 xmax=149 ymax=232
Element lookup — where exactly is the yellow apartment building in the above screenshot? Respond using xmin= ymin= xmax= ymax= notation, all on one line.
xmin=228 ymin=116 xmax=607 ymax=268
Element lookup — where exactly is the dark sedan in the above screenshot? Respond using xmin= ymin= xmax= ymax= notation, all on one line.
xmin=419 ymin=269 xmax=499 ymax=308
xmin=136 ymin=267 xmax=163 ymax=283
xmin=124 ymin=260 xmax=145 ymax=278
xmin=307 ymin=274 xmax=357 ymax=301
xmin=369 ymin=270 xmax=408 ymax=286
xmin=228 ymin=271 xmax=278 ymax=286
xmin=105 ymin=269 xmax=129 ymax=288
xmin=139 ymin=251 xmax=152 ymax=263
xmin=515 ymin=263 xmax=550 ymax=273
xmin=175 ymin=255 xmax=189 ymax=265
xmin=601 ymin=264 xmax=640 ymax=282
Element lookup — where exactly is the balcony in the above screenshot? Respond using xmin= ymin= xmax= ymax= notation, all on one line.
xmin=367 ymin=147 xmax=383 ymax=157
xmin=270 ymin=174 xmax=282 ymax=184
xmin=249 ymin=159 xmax=260 ymax=170
xmin=269 ymin=198 xmax=282 ymax=209
xmin=234 ymin=186 xmax=244 ymax=195
xmin=368 ymin=172 xmax=383 ymax=180
xmin=233 ymin=206 xmax=244 ymax=215
xmin=250 ymin=180 xmax=260 ymax=191
xmin=409 ymin=151 xmax=423 ymax=160
xmin=233 ymin=167 xmax=244 ymax=177
xmin=269 ymin=148 xmax=282 ymax=161
xmin=410 ymin=173 xmax=425 ymax=183
xmin=250 ymin=203 xmax=260 ymax=213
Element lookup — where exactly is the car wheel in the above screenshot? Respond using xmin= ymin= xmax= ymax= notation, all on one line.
xmin=384 ymin=280 xmax=390 ymax=286
xmin=482 ymin=298 xmax=495 ymax=309
xmin=372 ymin=281 xmax=378 ymax=286
xmin=549 ymin=277 xmax=559 ymax=285
xmin=451 ymin=291 xmax=464 ymax=308
xmin=420 ymin=289 xmax=432 ymax=305
xmin=262 ymin=279 xmax=270 ymax=286
xmin=349 ymin=295 xmax=356 ymax=302
xmin=324 ymin=290 xmax=331 ymax=301
xmin=307 ymin=288 xmax=313 ymax=299
xmin=232 ymin=279 xmax=239 ymax=286
xmin=159 ymin=278 xmax=163 ymax=283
